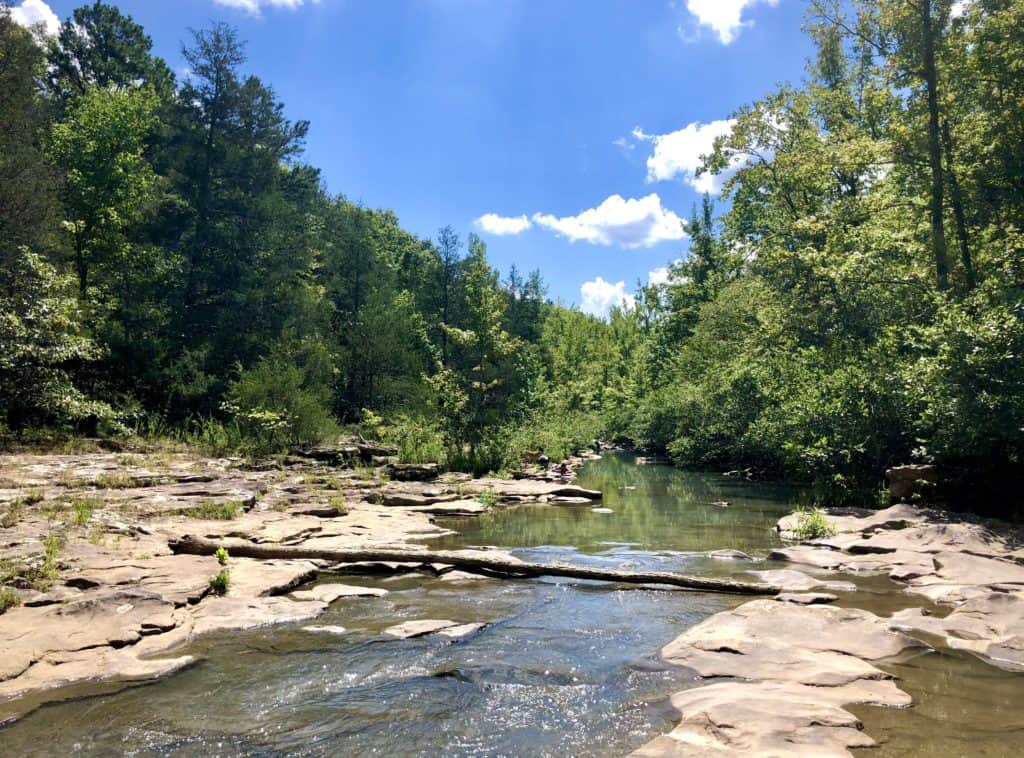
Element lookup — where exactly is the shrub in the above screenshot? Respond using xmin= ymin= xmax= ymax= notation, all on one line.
xmin=215 ymin=546 xmax=229 ymax=566
xmin=223 ymin=341 xmax=338 ymax=453
xmin=791 ymin=507 xmax=837 ymax=541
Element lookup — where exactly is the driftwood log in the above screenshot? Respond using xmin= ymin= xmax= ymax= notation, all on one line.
xmin=169 ymin=535 xmax=781 ymax=595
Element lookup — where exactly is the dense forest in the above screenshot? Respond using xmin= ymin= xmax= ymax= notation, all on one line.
xmin=2 ymin=1 xmax=1022 ymax=509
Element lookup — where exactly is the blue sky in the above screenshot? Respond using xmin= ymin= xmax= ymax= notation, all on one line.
xmin=15 ymin=0 xmax=812 ymax=315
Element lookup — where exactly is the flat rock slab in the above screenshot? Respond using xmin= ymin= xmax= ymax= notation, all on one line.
xmin=776 ymin=503 xmax=927 ymax=539
xmin=662 ymin=599 xmax=921 ymax=686
xmin=381 ymin=492 xmax=459 ymax=507
xmin=466 ymin=478 xmax=602 ymax=501
xmin=631 ymin=679 xmax=910 ymax=757
xmin=770 ymin=546 xmax=935 ymax=580
xmin=746 ymin=569 xmax=856 ymax=593
xmin=707 ymin=549 xmax=753 ymax=561
xmin=0 ymin=588 xmax=183 ymax=684
xmin=290 ymin=583 xmax=388 ymax=603
xmin=383 ymin=619 xmax=462 ymax=638
xmin=404 ymin=499 xmax=487 ymax=516
xmin=436 ymin=622 xmax=487 ymax=640
xmin=891 ymin=591 xmax=1024 ymax=671
xmin=225 ymin=558 xmax=320 ymax=597
xmin=191 ymin=596 xmax=326 ymax=635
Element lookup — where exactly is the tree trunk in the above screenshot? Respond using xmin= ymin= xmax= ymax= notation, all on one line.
xmin=169 ymin=535 xmax=781 ymax=595
xmin=941 ymin=120 xmax=976 ymax=289
xmin=922 ymin=0 xmax=950 ymax=291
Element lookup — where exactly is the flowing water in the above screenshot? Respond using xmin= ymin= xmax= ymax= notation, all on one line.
xmin=2 ymin=453 xmax=1023 ymax=756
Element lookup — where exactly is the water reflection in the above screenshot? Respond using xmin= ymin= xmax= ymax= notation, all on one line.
xmin=436 ymin=452 xmax=800 ymax=554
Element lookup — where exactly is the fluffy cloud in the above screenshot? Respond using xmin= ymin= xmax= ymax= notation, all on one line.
xmin=9 ymin=0 xmax=60 ymax=36
xmin=214 ymin=0 xmax=316 ymax=15
xmin=474 ymin=213 xmax=532 ymax=236
xmin=580 ymin=277 xmax=635 ymax=317
xmin=683 ymin=0 xmax=779 ymax=45
xmin=633 ymin=119 xmax=736 ymax=194
xmin=647 ymin=265 xmax=672 ymax=287
xmin=532 ymin=193 xmax=686 ymax=249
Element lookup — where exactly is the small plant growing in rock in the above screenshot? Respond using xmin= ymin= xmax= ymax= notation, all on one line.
xmin=477 ymin=488 xmax=498 ymax=508
xmin=209 ymin=546 xmax=231 ymax=594
xmin=0 ymin=586 xmax=20 ymax=614
xmin=70 ymin=497 xmax=99 ymax=526
xmin=208 ymin=568 xmax=230 ymax=595
xmin=1 ymin=500 xmax=24 ymax=528
xmin=791 ymin=507 xmax=837 ymax=540
xmin=29 ymin=532 xmax=62 ymax=590
xmin=94 ymin=472 xmax=136 ymax=489
xmin=329 ymin=494 xmax=348 ymax=515
xmin=188 ymin=499 xmax=242 ymax=520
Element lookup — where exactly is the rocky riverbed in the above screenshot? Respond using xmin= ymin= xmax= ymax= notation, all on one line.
xmin=3 ymin=447 xmax=1023 ymax=756
xmin=635 ymin=502 xmax=1024 ymax=756
xmin=0 ymin=444 xmax=601 ymax=724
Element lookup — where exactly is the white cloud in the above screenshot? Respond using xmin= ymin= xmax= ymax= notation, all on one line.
xmin=951 ymin=0 xmax=971 ymax=18
xmin=580 ymin=277 xmax=635 ymax=317
xmin=647 ymin=265 xmax=671 ymax=287
xmin=213 ymin=0 xmax=317 ymax=15
xmin=474 ymin=213 xmax=532 ymax=236
xmin=532 ymin=193 xmax=686 ymax=249
xmin=683 ymin=0 xmax=779 ymax=45
xmin=633 ymin=119 xmax=737 ymax=193
xmin=9 ymin=0 xmax=60 ymax=37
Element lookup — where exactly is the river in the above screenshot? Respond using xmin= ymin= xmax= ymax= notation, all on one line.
xmin=1 ymin=453 xmax=1022 ymax=755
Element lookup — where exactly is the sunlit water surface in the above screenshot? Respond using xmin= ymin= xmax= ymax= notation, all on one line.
xmin=2 ymin=453 xmax=1023 ymax=756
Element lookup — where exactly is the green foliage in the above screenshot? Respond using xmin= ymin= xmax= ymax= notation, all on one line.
xmin=215 ymin=546 xmax=229 ymax=566
xmin=208 ymin=567 xmax=230 ymax=595
xmin=70 ymin=497 xmax=97 ymax=527
xmin=223 ymin=342 xmax=338 ymax=453
xmin=28 ymin=532 xmax=62 ymax=591
xmin=328 ymin=494 xmax=348 ymax=515
xmin=477 ymin=488 xmax=498 ymax=508
xmin=188 ymin=499 xmax=242 ymax=521
xmin=0 ymin=247 xmax=111 ymax=430
xmin=0 ymin=586 xmax=20 ymax=614
xmin=790 ymin=507 xmax=837 ymax=541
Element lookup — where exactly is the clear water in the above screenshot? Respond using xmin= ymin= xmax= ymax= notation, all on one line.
xmin=1 ymin=453 xmax=1022 ymax=756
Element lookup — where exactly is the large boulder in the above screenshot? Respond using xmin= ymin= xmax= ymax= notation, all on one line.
xmin=886 ymin=464 xmax=940 ymax=502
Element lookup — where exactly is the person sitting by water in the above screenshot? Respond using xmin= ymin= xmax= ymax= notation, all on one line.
xmin=537 ymin=448 xmax=550 ymax=469
xmin=557 ymin=461 xmax=569 ymax=478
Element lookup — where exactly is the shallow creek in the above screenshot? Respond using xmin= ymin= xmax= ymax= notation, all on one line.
xmin=2 ymin=453 xmax=1023 ymax=755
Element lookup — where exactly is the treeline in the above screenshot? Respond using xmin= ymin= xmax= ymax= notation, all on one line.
xmin=0 ymin=2 xmax=627 ymax=472
xmin=604 ymin=0 xmax=1024 ymax=507
xmin=4 ymin=1 xmax=1023 ymax=508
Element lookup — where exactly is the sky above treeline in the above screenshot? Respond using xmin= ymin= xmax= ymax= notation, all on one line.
xmin=13 ymin=0 xmax=812 ymax=316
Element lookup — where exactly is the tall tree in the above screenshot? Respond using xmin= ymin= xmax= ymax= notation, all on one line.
xmin=46 ymin=1 xmax=174 ymax=108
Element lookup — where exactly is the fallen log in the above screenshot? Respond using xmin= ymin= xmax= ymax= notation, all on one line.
xmin=169 ymin=535 xmax=780 ymax=595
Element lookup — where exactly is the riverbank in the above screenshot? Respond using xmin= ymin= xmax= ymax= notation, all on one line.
xmin=636 ymin=502 xmax=1024 ymax=756
xmin=0 ymin=444 xmax=602 ymax=724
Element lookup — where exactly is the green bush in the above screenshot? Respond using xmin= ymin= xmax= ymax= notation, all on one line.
xmin=223 ymin=342 xmax=338 ymax=453
xmin=208 ymin=567 xmax=230 ymax=595
xmin=790 ymin=507 xmax=837 ymax=541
